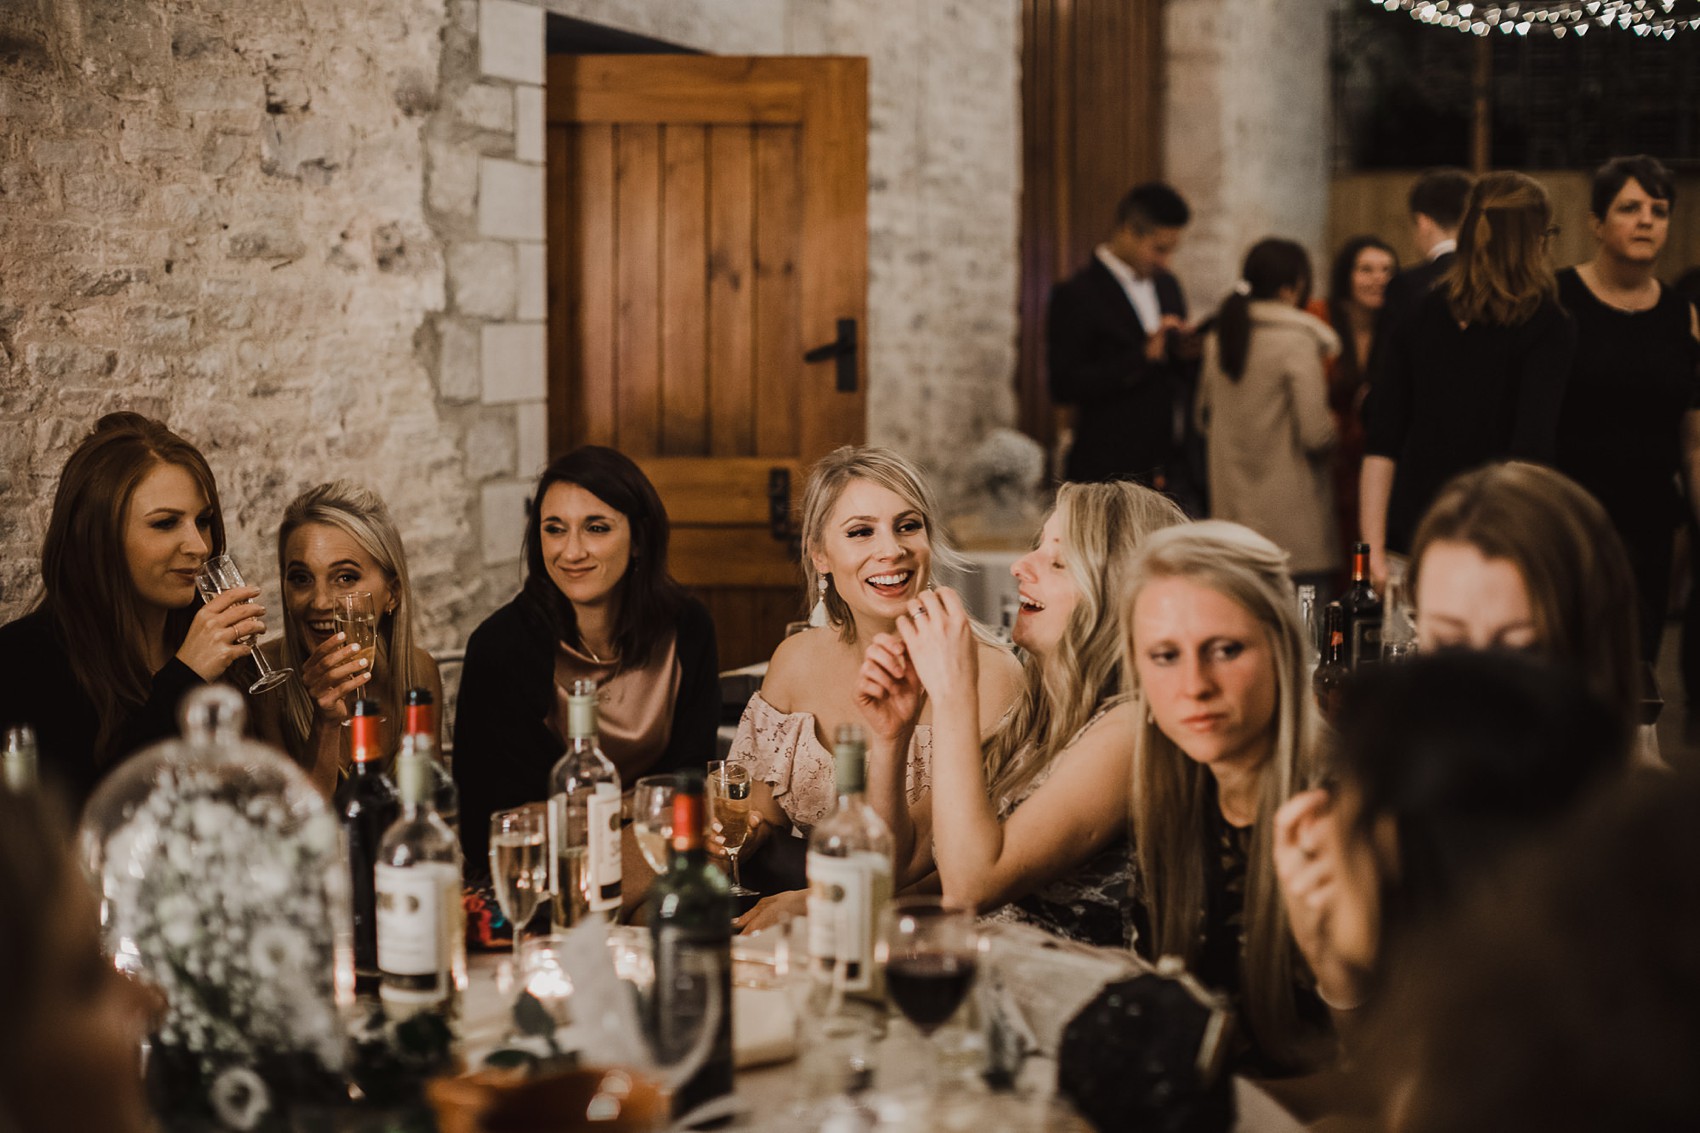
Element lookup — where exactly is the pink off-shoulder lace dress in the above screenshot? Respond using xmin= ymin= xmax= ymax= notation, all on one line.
xmin=727 ymin=691 xmax=933 ymax=835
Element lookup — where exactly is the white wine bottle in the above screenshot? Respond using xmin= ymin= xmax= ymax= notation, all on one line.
xmin=548 ymin=678 xmax=621 ymax=927
xmin=806 ymin=724 xmax=895 ymax=997
xmin=376 ymin=744 xmax=466 ymax=1027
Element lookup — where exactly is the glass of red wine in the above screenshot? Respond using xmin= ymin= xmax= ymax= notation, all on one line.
xmin=879 ymin=896 xmax=980 ymax=1048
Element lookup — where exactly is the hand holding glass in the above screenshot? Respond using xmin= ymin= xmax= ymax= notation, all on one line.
xmin=194 ymin=553 xmax=292 ymax=694
xmin=333 ymin=591 xmax=378 ymax=719
xmin=706 ymin=760 xmax=758 ymax=898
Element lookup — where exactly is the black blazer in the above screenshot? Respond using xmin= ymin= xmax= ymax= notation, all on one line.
xmin=1048 ymin=258 xmax=1189 ymax=484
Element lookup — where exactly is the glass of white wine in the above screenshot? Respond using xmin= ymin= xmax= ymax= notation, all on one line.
xmin=632 ymin=773 xmax=685 ymax=875
xmin=195 ymin=553 xmax=293 ymax=694
xmin=489 ymin=806 xmax=548 ymax=964
xmin=333 ymin=591 xmax=378 ymax=721
xmin=706 ymin=760 xmax=758 ymax=899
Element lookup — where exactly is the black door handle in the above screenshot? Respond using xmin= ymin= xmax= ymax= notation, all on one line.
xmin=804 ymin=317 xmax=858 ymax=393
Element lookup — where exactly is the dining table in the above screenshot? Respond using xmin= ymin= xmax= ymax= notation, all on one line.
xmin=455 ymin=927 xmax=1306 ymax=1133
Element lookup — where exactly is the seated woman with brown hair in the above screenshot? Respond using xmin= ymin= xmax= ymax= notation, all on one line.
xmin=0 ymin=414 xmax=267 ymax=810
xmin=0 ymin=790 xmax=154 ymax=1133
xmin=1407 ymin=461 xmax=1644 ymax=749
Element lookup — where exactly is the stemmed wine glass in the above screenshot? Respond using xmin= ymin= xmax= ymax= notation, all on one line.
xmin=333 ymin=591 xmax=378 ymax=720
xmin=705 ymin=760 xmax=758 ymax=900
xmin=489 ymin=806 xmax=549 ymax=971
xmin=879 ymin=896 xmax=980 ymax=1049
xmin=195 ymin=553 xmax=292 ymax=694
xmin=632 ymin=773 xmax=684 ymax=874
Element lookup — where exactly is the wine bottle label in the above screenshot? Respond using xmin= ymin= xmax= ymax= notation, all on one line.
xmin=1350 ymin=616 xmax=1382 ymax=669
xmin=587 ymin=784 xmax=622 ymax=912
xmin=547 ymin=793 xmax=567 ymax=897
xmin=375 ymin=862 xmax=455 ymax=977
xmin=806 ymin=850 xmax=893 ymax=994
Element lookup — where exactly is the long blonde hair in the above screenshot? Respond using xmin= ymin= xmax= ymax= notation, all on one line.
xmin=982 ymin=481 xmax=1184 ymax=807
xmin=798 ymin=446 xmax=966 ymax=645
xmin=1445 ymin=170 xmax=1558 ymax=328
xmin=275 ymin=482 xmax=427 ymax=759
xmin=1121 ymin=521 xmax=1324 ymax=1068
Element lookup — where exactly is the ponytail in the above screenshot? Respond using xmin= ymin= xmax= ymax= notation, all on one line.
xmin=1216 ymin=238 xmax=1313 ymax=382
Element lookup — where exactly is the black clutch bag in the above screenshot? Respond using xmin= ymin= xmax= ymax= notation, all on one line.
xmin=1056 ymin=957 xmax=1234 ymax=1133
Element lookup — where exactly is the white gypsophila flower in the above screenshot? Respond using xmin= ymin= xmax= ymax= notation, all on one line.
xmin=248 ymin=925 xmax=308 ymax=980
xmin=208 ymin=1066 xmax=270 ymax=1131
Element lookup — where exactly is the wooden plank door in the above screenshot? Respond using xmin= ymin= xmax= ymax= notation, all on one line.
xmin=546 ymin=56 xmax=869 ymax=669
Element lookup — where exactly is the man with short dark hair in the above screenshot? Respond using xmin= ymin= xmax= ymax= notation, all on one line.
xmin=1047 ymin=182 xmax=1195 ymax=489
xmin=1382 ymin=167 xmax=1474 ymax=331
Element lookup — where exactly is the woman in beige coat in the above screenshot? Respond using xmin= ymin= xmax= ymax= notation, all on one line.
xmin=1196 ymin=238 xmax=1342 ymax=592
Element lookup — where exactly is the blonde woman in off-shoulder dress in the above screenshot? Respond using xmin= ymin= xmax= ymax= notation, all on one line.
xmin=729 ymin=446 xmax=1023 ymax=932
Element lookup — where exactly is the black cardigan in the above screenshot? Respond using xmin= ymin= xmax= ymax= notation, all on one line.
xmin=0 ymin=607 xmax=206 ymax=812
xmin=452 ymin=594 xmax=720 ymax=871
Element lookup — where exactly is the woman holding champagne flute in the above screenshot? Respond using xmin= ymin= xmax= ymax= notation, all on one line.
xmin=0 ymin=413 xmax=267 ymax=811
xmin=454 ymin=446 xmax=720 ymax=877
xmin=252 ymin=481 xmax=441 ymax=795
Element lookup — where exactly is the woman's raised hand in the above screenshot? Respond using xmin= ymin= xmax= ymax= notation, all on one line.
xmin=299 ymin=632 xmax=372 ymax=719
xmin=894 ymin=587 xmax=978 ymax=709
xmin=1273 ymin=789 xmax=1369 ymax=1011
xmin=175 ymin=586 xmax=265 ymax=681
xmin=855 ymin=632 xmax=927 ymax=744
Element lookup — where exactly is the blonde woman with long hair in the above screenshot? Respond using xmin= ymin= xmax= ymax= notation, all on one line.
xmin=730 ymin=446 xmax=1023 ymax=932
xmin=1361 ymin=170 xmax=1575 ymax=587
xmin=1122 ymin=521 xmax=1328 ymax=1074
xmin=255 ymin=481 xmax=440 ymax=795
xmin=855 ymin=481 xmax=1184 ymax=946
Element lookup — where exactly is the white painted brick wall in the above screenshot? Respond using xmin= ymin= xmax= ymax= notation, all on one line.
xmin=479 ymin=0 xmax=547 ymax=84
xmin=477 ymin=157 xmax=546 ymax=241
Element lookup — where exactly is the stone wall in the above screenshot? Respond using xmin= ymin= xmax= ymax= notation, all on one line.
xmin=0 ymin=0 xmax=485 ymax=648
xmin=0 ymin=0 xmax=1024 ymax=649
xmin=1164 ymin=0 xmax=1332 ymax=318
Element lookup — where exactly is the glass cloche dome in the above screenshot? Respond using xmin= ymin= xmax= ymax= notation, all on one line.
xmin=80 ymin=684 xmax=353 ymax=1132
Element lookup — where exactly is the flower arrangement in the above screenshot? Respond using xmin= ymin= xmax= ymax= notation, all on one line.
xmin=96 ymin=765 xmax=351 ymax=1132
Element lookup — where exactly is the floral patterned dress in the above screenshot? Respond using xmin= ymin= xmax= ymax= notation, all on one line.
xmin=727 ymin=691 xmax=933 ymax=835
xmin=981 ymin=705 xmax=1139 ymax=949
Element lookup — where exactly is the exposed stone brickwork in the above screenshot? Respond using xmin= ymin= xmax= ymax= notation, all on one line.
xmin=0 ymin=0 xmax=1028 ymax=654
xmin=1164 ymin=0 xmax=1332 ymax=317
xmin=0 ymin=0 xmax=494 ymax=652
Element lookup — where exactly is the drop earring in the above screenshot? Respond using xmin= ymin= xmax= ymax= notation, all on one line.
xmin=810 ymin=574 xmax=830 ymax=627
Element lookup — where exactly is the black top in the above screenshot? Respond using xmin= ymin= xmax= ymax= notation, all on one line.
xmin=1048 ymin=258 xmax=1190 ymax=484
xmin=0 ymin=607 xmax=206 ymax=812
xmin=1364 ymin=288 xmax=1576 ymax=553
xmin=1554 ymin=267 xmax=1700 ymax=535
xmin=452 ymin=595 xmax=720 ymax=871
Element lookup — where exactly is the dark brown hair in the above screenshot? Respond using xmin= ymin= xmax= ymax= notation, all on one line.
xmin=37 ymin=413 xmax=225 ymax=762
xmin=519 ymin=445 xmax=686 ymax=671
xmin=1589 ymin=153 xmax=1675 ymax=220
xmin=1408 ymin=462 xmax=1640 ymax=741
xmin=1407 ymin=167 xmax=1474 ymax=231
xmin=1215 ymin=238 xmax=1313 ymax=380
xmin=1325 ymin=234 xmax=1399 ymax=392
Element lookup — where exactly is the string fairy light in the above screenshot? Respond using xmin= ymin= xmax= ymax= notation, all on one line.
xmin=1370 ymin=0 xmax=1700 ymax=39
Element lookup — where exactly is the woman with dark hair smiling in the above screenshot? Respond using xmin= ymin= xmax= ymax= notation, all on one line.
xmin=453 ymin=446 xmax=720 ymax=871
xmin=0 ymin=413 xmax=265 ymax=809
xmin=1554 ymin=154 xmax=1700 ymax=663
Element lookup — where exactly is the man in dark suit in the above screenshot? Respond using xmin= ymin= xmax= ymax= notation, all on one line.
xmin=1048 ymin=182 xmax=1193 ymax=490
xmin=1379 ymin=167 xmax=1474 ymax=335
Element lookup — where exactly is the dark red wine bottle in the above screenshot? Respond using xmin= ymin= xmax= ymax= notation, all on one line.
xmin=1340 ymin=542 xmax=1383 ymax=669
xmin=337 ymin=699 xmax=398 ymax=995
xmin=1313 ymin=602 xmax=1351 ymax=723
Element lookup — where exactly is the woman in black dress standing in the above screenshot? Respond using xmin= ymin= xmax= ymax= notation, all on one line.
xmin=1554 ymin=154 xmax=1700 ymax=664
xmin=1360 ymin=172 xmax=1575 ymax=587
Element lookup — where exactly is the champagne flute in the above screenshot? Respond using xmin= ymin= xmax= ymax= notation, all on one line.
xmin=705 ymin=760 xmax=758 ymax=899
xmin=489 ymin=806 xmax=548 ymax=967
xmin=333 ymin=591 xmax=378 ymax=721
xmin=879 ymin=896 xmax=980 ymax=1041
xmin=632 ymin=774 xmax=684 ymax=874
xmin=194 ymin=552 xmax=292 ymax=694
